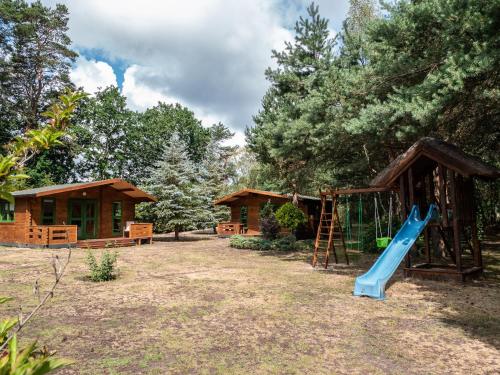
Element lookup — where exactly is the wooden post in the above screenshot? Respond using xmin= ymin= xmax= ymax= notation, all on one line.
xmin=99 ymin=186 xmax=104 ymax=238
xmin=437 ymin=164 xmax=448 ymax=227
xmin=399 ymin=174 xmax=411 ymax=269
xmin=424 ymin=173 xmax=432 ymax=264
xmin=334 ymin=203 xmax=349 ymax=265
xmin=469 ymin=181 xmax=482 ymax=268
xmin=448 ymin=170 xmax=462 ymax=272
xmin=407 ymin=168 xmax=415 ymax=269
xmin=325 ymin=194 xmax=338 ymax=268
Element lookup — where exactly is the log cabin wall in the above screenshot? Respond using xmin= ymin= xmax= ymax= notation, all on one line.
xmin=28 ymin=186 xmax=136 ymax=239
xmin=0 ymin=198 xmax=30 ymax=244
xmin=225 ymin=194 xmax=312 ymax=235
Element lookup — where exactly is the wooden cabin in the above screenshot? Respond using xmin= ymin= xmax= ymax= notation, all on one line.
xmin=370 ymin=137 xmax=500 ymax=281
xmin=0 ymin=178 xmax=156 ymax=248
xmin=214 ymin=188 xmax=322 ymax=237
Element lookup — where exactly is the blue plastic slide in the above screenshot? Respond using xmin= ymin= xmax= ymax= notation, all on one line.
xmin=353 ymin=204 xmax=437 ymax=300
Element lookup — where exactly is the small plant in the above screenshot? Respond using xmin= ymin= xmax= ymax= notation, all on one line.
xmin=275 ymin=203 xmax=306 ymax=233
xmin=86 ymin=250 xmax=118 ymax=282
xmin=259 ymin=201 xmax=280 ymax=240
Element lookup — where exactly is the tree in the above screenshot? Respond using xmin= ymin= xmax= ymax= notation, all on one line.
xmin=0 ymin=91 xmax=85 ymax=201
xmin=275 ymin=202 xmax=306 ymax=233
xmin=247 ymin=2 xmax=335 ymax=194
xmin=198 ymin=123 xmax=236 ymax=231
xmin=128 ymin=103 xmax=211 ymax=184
xmin=0 ymin=0 xmax=77 ymax=132
xmin=137 ymin=134 xmax=209 ymax=240
xmin=72 ymin=86 xmax=136 ymax=181
xmin=259 ymin=201 xmax=280 ymax=240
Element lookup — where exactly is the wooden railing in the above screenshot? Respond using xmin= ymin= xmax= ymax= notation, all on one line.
xmin=216 ymin=222 xmax=244 ymax=236
xmin=28 ymin=225 xmax=78 ymax=246
xmin=129 ymin=223 xmax=153 ymax=239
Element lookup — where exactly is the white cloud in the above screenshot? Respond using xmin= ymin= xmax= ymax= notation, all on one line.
xmin=121 ymin=65 xmax=175 ymax=111
xmin=70 ymin=56 xmax=117 ymax=94
xmin=54 ymin=0 xmax=350 ymax=147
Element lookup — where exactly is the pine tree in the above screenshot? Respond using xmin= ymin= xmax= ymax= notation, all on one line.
xmin=138 ymin=133 xmax=208 ymax=240
xmin=247 ymin=2 xmax=335 ymax=194
xmin=198 ymin=124 xmax=236 ymax=232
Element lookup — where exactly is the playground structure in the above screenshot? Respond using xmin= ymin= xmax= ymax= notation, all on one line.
xmin=312 ymin=187 xmax=393 ymax=269
xmin=314 ymin=138 xmax=500 ymax=286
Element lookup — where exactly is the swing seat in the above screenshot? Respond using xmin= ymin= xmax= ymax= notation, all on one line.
xmin=376 ymin=237 xmax=392 ymax=249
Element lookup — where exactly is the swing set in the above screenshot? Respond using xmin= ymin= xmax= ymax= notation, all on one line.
xmin=312 ymin=187 xmax=395 ymax=269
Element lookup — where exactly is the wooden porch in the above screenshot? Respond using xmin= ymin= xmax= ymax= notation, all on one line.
xmin=24 ymin=223 xmax=153 ymax=248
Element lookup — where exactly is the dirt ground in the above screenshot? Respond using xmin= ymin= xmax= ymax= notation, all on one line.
xmin=1 ymin=233 xmax=499 ymax=375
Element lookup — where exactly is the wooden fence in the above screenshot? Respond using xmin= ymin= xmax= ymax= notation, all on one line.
xmin=27 ymin=225 xmax=78 ymax=246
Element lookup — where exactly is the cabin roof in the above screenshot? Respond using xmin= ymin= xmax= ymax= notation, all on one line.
xmin=214 ymin=188 xmax=320 ymax=205
xmin=370 ymin=137 xmax=500 ymax=187
xmin=11 ymin=178 xmax=157 ymax=202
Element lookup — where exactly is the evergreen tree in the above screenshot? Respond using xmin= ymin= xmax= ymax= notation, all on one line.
xmin=198 ymin=124 xmax=236 ymax=231
xmin=247 ymin=2 xmax=335 ymax=194
xmin=0 ymin=0 xmax=77 ymax=131
xmin=137 ymin=134 xmax=209 ymax=240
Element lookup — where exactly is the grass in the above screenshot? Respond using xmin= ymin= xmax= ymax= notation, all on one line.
xmin=0 ymin=235 xmax=499 ymax=374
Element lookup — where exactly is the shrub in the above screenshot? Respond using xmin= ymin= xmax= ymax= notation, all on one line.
xmin=275 ymin=203 xmax=306 ymax=232
xmin=86 ymin=250 xmax=118 ymax=282
xmin=230 ymin=235 xmax=272 ymax=250
xmin=259 ymin=201 xmax=280 ymax=240
xmin=272 ymin=235 xmax=296 ymax=251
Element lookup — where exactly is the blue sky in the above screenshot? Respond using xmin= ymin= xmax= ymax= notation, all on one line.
xmin=44 ymin=0 xmax=351 ymax=145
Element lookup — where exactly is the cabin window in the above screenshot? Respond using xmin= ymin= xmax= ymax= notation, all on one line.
xmin=41 ymin=198 xmax=56 ymax=225
xmin=0 ymin=200 xmax=14 ymax=222
xmin=112 ymin=202 xmax=122 ymax=235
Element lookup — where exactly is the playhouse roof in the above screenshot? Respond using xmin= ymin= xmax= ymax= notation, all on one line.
xmin=12 ymin=178 xmax=157 ymax=202
xmin=214 ymin=188 xmax=320 ymax=205
xmin=371 ymin=137 xmax=500 ymax=187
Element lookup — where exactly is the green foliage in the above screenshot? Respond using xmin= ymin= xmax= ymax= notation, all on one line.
xmin=72 ymin=86 xmax=136 ymax=181
xmin=247 ymin=0 xmax=500 ymax=226
xmin=0 ymin=297 xmax=72 ymax=374
xmin=137 ymin=133 xmax=213 ymax=240
xmin=229 ymin=235 xmax=273 ymax=251
xmin=0 ymin=0 xmax=77 ymax=131
xmin=86 ymin=250 xmax=118 ymax=282
xmin=259 ymin=201 xmax=280 ymax=240
xmin=275 ymin=203 xmax=306 ymax=232
xmin=230 ymin=234 xmax=307 ymax=252
xmin=0 ymin=91 xmax=85 ymax=200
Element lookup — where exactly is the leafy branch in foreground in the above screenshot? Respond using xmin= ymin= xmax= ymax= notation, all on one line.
xmin=0 ymin=249 xmax=73 ymax=374
xmin=0 ymin=91 xmax=86 ymax=202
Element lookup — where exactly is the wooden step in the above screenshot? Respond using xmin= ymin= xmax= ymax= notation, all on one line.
xmin=77 ymin=238 xmax=137 ymax=249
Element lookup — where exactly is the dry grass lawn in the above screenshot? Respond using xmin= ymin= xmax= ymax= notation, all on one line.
xmin=1 ymin=233 xmax=499 ymax=374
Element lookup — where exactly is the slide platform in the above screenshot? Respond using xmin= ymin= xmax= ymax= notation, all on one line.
xmin=353 ymin=204 xmax=437 ymax=300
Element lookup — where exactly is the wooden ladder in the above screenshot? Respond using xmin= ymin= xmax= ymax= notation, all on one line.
xmin=312 ymin=191 xmax=349 ymax=268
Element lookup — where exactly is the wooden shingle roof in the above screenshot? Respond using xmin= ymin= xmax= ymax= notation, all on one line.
xmin=370 ymin=138 xmax=500 ymax=188
xmin=12 ymin=178 xmax=157 ymax=202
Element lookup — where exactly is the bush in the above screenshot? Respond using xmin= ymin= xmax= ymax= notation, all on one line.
xmin=230 ymin=235 xmax=272 ymax=250
xmin=230 ymin=234 xmax=305 ymax=252
xmin=259 ymin=201 xmax=280 ymax=240
xmin=275 ymin=203 xmax=306 ymax=232
xmin=272 ymin=235 xmax=296 ymax=251
xmin=86 ymin=250 xmax=118 ymax=282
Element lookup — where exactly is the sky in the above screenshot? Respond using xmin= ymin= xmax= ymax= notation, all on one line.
xmin=44 ymin=0 xmax=351 ymax=145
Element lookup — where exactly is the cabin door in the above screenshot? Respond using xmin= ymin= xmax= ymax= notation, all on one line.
xmin=68 ymin=200 xmax=98 ymax=240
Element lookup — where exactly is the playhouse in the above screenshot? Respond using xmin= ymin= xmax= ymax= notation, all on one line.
xmin=314 ymin=138 xmax=499 ymax=295
xmin=369 ymin=137 xmax=500 ymax=281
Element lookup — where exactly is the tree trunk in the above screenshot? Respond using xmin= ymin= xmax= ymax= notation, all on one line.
xmin=175 ymin=228 xmax=179 ymax=241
